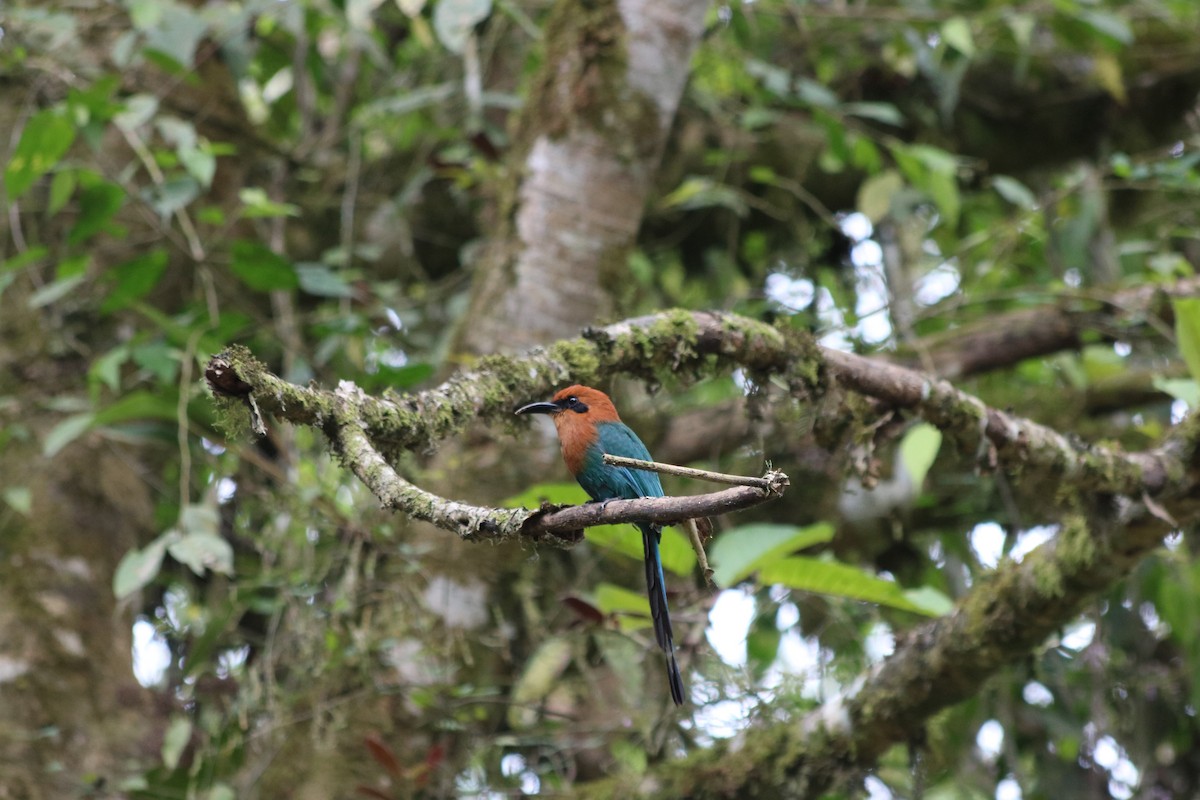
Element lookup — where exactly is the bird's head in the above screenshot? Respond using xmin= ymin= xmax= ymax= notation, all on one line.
xmin=515 ymin=385 xmax=621 ymax=424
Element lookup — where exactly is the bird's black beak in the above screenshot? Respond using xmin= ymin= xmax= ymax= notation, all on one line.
xmin=515 ymin=400 xmax=559 ymax=416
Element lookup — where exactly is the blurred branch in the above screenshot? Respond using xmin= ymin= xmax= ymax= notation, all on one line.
xmin=910 ymin=275 xmax=1200 ymax=379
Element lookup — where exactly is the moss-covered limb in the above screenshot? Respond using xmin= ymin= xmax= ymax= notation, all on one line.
xmin=208 ymin=310 xmax=1183 ymax=506
xmin=324 ymin=382 xmax=781 ymax=546
xmin=821 ymin=347 xmax=1174 ymax=497
xmin=326 ymin=383 xmax=539 ymax=544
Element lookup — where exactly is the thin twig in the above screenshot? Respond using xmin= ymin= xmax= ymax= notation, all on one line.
xmin=602 ymin=454 xmax=790 ymax=493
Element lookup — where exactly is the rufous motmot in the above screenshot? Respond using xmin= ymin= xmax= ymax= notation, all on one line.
xmin=516 ymin=385 xmax=686 ymax=706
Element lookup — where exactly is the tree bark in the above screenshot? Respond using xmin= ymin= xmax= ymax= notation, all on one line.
xmin=454 ymin=0 xmax=706 ymax=355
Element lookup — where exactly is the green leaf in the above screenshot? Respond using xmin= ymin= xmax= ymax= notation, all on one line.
xmin=161 ymin=716 xmax=192 ymax=770
xmin=169 ymin=531 xmax=233 ymax=576
xmin=503 ymin=481 xmax=589 ymax=509
xmin=940 ymin=16 xmax=975 ymax=57
xmin=166 ymin=505 xmax=231 ymax=577
xmin=3 ymin=487 xmax=32 ymax=516
xmin=902 ymin=586 xmax=955 ymax=616
xmin=992 ymin=175 xmax=1037 ymax=209
xmin=1078 ymin=10 xmax=1133 ymax=45
xmin=48 ymin=169 xmax=77 ymax=214
xmin=148 ymin=176 xmax=199 ymax=217
xmin=43 ymin=412 xmax=95 ymax=457
xmin=584 ymin=523 xmax=645 ymax=562
xmin=709 ymin=522 xmax=834 ymax=587
xmin=101 ymin=250 xmax=169 ymax=313
xmin=68 ymin=180 xmax=125 ymax=244
xmin=758 ymin=556 xmax=943 ymax=616
xmin=594 ymin=582 xmax=651 ymax=616
xmin=1154 ymin=377 xmax=1199 ymax=408
xmin=371 ymin=363 xmax=434 ymax=389
xmin=296 ymin=263 xmax=355 ymax=298
xmin=28 ymin=274 xmax=86 ymax=309
xmin=659 ymin=526 xmax=696 ymax=577
xmin=89 ymin=345 xmax=130 ymax=392
xmin=206 ymin=784 xmax=236 ymax=800
xmin=433 ymin=0 xmax=492 ymax=53
xmin=841 ymin=101 xmax=904 ymax=126
xmin=179 ymin=145 xmax=216 ymax=187
xmin=229 ymin=240 xmax=299 ymax=292
xmin=659 ymin=176 xmax=748 ymax=217
xmin=1173 ymin=298 xmax=1200 ymax=384
xmin=4 ymin=108 xmax=76 ymax=200
xmin=93 ymin=390 xmax=178 ymax=426
xmin=114 ymin=93 xmax=160 ymax=130
xmin=857 ymin=169 xmax=904 ymax=223
xmin=238 ymin=188 xmax=300 ymax=218
xmin=899 ymin=423 xmax=942 ymax=489
xmin=113 ymin=535 xmax=169 ymax=598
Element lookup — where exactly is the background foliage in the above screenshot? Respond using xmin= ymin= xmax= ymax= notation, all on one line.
xmin=3 ymin=0 xmax=1200 ymax=797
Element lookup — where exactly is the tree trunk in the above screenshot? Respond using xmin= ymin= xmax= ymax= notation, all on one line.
xmin=454 ymin=0 xmax=706 ymax=355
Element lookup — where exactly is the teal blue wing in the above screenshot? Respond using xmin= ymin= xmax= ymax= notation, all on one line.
xmin=595 ymin=421 xmax=664 ymax=499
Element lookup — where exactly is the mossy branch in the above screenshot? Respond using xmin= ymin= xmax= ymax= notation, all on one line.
xmin=206 ymin=309 xmax=1177 ymax=503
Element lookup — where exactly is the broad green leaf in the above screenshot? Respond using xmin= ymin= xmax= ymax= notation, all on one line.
xmin=433 ymin=0 xmax=492 ymax=53
xmin=902 ymin=586 xmax=955 ymax=616
xmin=659 ymin=176 xmax=748 ymax=217
xmin=1154 ymin=377 xmax=1199 ymax=408
xmin=167 ymin=505 xmax=231 ymax=576
xmin=759 ymin=556 xmax=943 ymax=616
xmin=296 ymin=263 xmax=355 ymax=298
xmin=594 ymin=582 xmax=650 ymax=616
xmin=4 ymin=108 xmax=76 ymax=200
xmin=372 ymin=363 xmax=434 ymax=389
xmin=503 ymin=481 xmax=589 ymax=509
xmin=857 ymin=169 xmax=903 ymax=223
xmin=179 ymin=145 xmax=216 ymax=187
xmin=229 ymin=240 xmax=299 ymax=292
xmin=149 ymin=176 xmax=199 ymax=218
xmin=169 ymin=531 xmax=233 ymax=576
xmin=93 ymin=391 xmax=178 ymax=425
xmin=709 ymin=522 xmax=834 ymax=587
xmin=28 ymin=274 xmax=86 ymax=309
xmin=842 ymin=101 xmax=904 ymax=126
xmin=161 ymin=716 xmax=192 ymax=770
xmin=113 ymin=535 xmax=169 ymax=597
xmin=992 ymin=175 xmax=1037 ymax=209
xmin=101 ymin=250 xmax=169 ymax=312
xmin=1078 ymin=9 xmax=1133 ymax=45
xmin=131 ymin=341 xmax=180 ymax=384
xmin=48 ymin=169 xmax=77 ymax=214
xmin=114 ymin=93 xmax=159 ymax=130
xmin=900 ymin=423 xmax=942 ymax=489
xmin=659 ymin=526 xmax=696 ymax=576
xmin=206 ymin=785 xmax=236 ymax=800
xmin=43 ymin=412 xmax=95 ymax=457
xmin=238 ymin=188 xmax=300 ymax=218
xmin=1173 ymin=298 xmax=1200 ymax=384
xmin=585 ymin=523 xmax=695 ymax=576
xmin=89 ymin=345 xmax=130 ymax=392
xmin=68 ymin=180 xmax=125 ymax=244
xmin=940 ymin=16 xmax=975 ymax=57
xmin=3 ymin=487 xmax=32 ymax=516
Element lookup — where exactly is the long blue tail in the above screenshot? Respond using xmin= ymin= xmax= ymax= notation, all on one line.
xmin=640 ymin=523 xmax=685 ymax=706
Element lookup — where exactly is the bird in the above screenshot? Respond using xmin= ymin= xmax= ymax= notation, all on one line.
xmin=516 ymin=385 xmax=686 ymax=706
